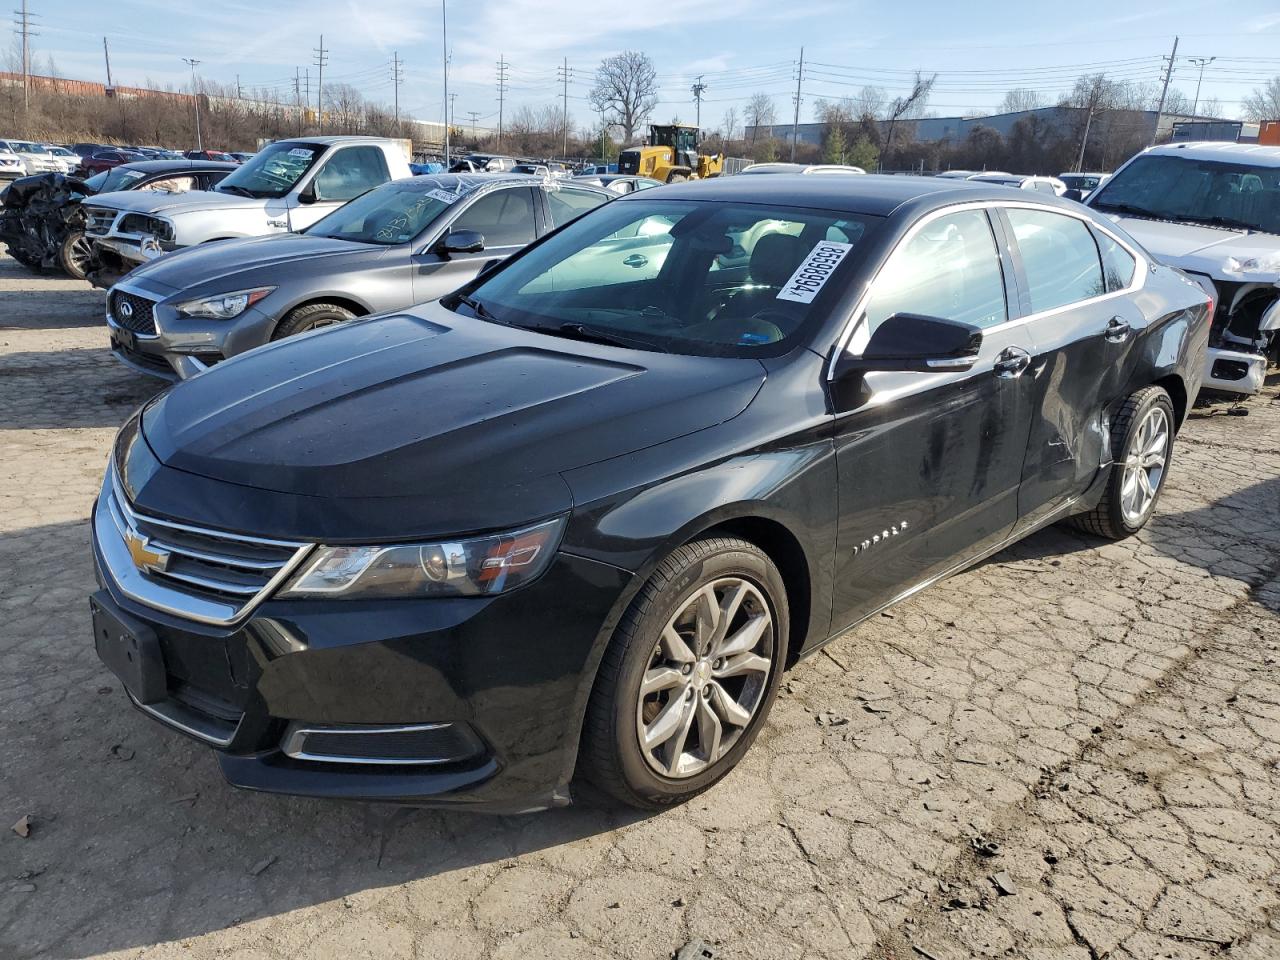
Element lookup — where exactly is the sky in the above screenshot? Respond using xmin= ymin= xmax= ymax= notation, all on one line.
xmin=16 ymin=0 xmax=1280 ymax=131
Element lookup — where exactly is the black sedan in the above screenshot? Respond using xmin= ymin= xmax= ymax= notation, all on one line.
xmin=90 ymin=176 xmax=1210 ymax=812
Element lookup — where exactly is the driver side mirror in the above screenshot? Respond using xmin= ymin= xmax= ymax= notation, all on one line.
xmin=437 ymin=229 xmax=485 ymax=256
xmin=297 ymin=183 xmax=317 ymax=205
xmin=835 ymin=313 xmax=983 ymax=377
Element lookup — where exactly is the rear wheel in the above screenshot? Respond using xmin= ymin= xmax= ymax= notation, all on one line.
xmin=272 ymin=302 xmax=356 ymax=340
xmin=58 ymin=231 xmax=93 ymax=280
xmin=579 ymin=537 xmax=788 ymax=809
xmin=666 ymin=172 xmax=689 ymax=184
xmin=1069 ymin=386 xmax=1174 ymax=539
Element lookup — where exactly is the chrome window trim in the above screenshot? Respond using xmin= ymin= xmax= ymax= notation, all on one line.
xmin=281 ymin=722 xmax=461 ymax=765
xmin=97 ymin=468 xmax=314 ymax=627
xmin=827 ymin=199 xmax=1149 ymax=380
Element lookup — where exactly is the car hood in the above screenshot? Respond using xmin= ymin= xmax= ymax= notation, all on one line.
xmin=1106 ymin=215 xmax=1280 ymax=283
xmin=127 ymin=233 xmax=376 ymax=295
xmin=136 ymin=303 xmax=765 ymax=539
xmin=85 ymin=188 xmax=263 ymax=216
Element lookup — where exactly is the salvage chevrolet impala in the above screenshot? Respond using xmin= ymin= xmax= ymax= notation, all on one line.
xmin=91 ymin=176 xmax=1210 ymax=811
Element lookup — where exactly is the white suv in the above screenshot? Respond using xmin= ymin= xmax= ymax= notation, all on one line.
xmin=1087 ymin=142 xmax=1280 ymax=397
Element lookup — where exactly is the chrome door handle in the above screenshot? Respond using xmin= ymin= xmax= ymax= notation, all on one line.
xmin=1104 ymin=316 xmax=1131 ymax=342
xmin=994 ymin=346 xmax=1032 ymax=378
xmin=623 ymin=254 xmax=649 ymax=268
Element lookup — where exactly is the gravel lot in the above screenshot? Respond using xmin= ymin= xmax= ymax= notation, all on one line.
xmin=2 ymin=251 xmax=1279 ymax=960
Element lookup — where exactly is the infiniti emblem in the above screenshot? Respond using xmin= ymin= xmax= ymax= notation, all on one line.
xmin=117 ymin=299 xmax=134 ymax=320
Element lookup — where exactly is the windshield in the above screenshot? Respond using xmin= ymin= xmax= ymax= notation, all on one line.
xmin=15 ymin=142 xmax=45 ymax=154
xmin=93 ymin=167 xmax=148 ymax=192
xmin=305 ymin=180 xmax=460 ymax=245
xmin=449 ymin=199 xmax=881 ymax=358
xmin=1092 ymin=154 xmax=1280 ymax=235
xmin=215 ymin=141 xmax=324 ymax=199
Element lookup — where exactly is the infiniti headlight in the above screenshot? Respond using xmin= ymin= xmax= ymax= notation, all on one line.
xmin=278 ymin=517 xmax=566 ymax=599
xmin=175 ymin=287 xmax=275 ymax=320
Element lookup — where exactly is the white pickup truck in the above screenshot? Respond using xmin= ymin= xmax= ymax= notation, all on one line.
xmin=82 ymin=136 xmax=412 ymax=287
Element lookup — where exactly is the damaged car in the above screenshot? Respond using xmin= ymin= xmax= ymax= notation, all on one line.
xmin=1088 ymin=142 xmax=1280 ymax=397
xmin=105 ymin=173 xmax=611 ymax=380
xmin=0 ymin=160 xmax=235 ymax=279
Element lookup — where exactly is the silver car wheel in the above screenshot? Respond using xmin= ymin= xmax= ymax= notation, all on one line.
xmin=1119 ymin=406 xmax=1170 ymax=524
xmin=636 ymin=577 xmax=773 ymax=779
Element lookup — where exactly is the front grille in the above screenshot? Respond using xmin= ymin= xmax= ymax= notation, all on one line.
xmin=84 ymin=207 xmax=117 ymax=235
xmin=109 ymin=290 xmax=157 ymax=335
xmin=105 ymin=480 xmax=308 ymax=615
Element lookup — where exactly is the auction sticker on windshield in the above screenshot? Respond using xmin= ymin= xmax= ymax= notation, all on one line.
xmin=425 ymin=188 xmax=461 ymax=204
xmin=776 ymin=240 xmax=854 ymax=304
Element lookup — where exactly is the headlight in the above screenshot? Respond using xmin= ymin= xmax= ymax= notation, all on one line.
xmin=175 ymin=287 xmax=275 ymax=320
xmin=278 ymin=517 xmax=566 ymax=599
xmin=1224 ymin=254 xmax=1280 ymax=277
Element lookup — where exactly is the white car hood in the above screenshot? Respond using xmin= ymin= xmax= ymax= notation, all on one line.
xmin=1107 ymin=215 xmax=1280 ymax=284
xmin=85 ymin=188 xmax=264 ymax=217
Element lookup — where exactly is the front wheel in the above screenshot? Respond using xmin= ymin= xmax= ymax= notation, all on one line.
xmin=666 ymin=172 xmax=689 ymax=184
xmin=1069 ymin=386 xmax=1175 ymax=539
xmin=578 ymin=537 xmax=789 ymax=809
xmin=272 ymin=302 xmax=356 ymax=340
xmin=58 ymin=231 xmax=94 ymax=280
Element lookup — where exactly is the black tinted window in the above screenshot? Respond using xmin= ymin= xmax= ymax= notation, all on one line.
xmin=1006 ymin=208 xmax=1105 ymax=312
xmin=452 ymin=188 xmax=537 ymax=247
xmin=863 ymin=209 xmax=1007 ymax=334
xmin=1094 ymin=231 xmax=1137 ymax=293
xmin=546 ymin=187 xmax=609 ymax=226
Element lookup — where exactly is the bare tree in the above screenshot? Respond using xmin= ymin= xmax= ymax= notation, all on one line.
xmin=852 ymin=85 xmax=887 ymax=120
xmin=588 ymin=50 xmax=658 ymax=144
xmin=745 ymin=92 xmax=776 ymax=144
xmin=721 ymin=105 xmax=739 ymax=143
xmin=1198 ymin=96 xmax=1224 ymax=118
xmin=1243 ymin=77 xmax=1280 ymax=122
xmin=882 ymin=72 xmax=936 ymax=161
xmin=999 ymin=88 xmax=1044 ymax=113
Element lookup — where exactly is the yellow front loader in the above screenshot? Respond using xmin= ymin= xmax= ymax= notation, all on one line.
xmin=618 ymin=125 xmax=723 ymax=183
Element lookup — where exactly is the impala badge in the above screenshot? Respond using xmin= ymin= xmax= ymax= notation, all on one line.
xmin=851 ymin=520 xmax=909 ymax=556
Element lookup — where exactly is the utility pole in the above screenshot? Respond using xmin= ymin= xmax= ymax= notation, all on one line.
xmin=557 ymin=58 xmax=573 ymax=159
xmin=1075 ymin=106 xmax=1095 ymax=173
xmin=495 ymin=55 xmax=509 ymax=150
xmin=466 ymin=110 xmax=480 ymax=141
xmin=102 ymin=37 xmax=114 ymax=92
xmin=294 ymin=67 xmax=302 ymax=134
xmin=183 ymin=57 xmax=203 ymax=150
xmin=14 ymin=0 xmax=37 ymax=112
xmin=391 ymin=51 xmax=404 ymax=132
xmin=790 ymin=47 xmax=804 ymax=161
xmin=1188 ymin=56 xmax=1215 ymax=116
xmin=448 ymin=92 xmax=458 ymax=134
xmin=313 ymin=35 xmax=328 ymax=133
xmin=691 ymin=75 xmax=706 ymax=131
xmin=1152 ymin=35 xmax=1179 ymax=145
xmin=442 ymin=0 xmax=450 ymax=165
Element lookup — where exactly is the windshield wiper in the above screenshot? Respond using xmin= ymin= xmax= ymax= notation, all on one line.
xmin=543 ymin=322 xmax=668 ymax=353
xmin=1091 ymin=201 xmax=1166 ymax=220
xmin=454 ymin=294 xmax=513 ymax=326
xmin=217 ymin=184 xmax=257 ymax=198
xmin=1179 ymin=214 xmax=1269 ymax=234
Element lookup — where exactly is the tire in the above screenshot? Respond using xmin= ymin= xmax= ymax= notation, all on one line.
xmin=58 ymin=231 xmax=93 ymax=280
xmin=1068 ymin=386 xmax=1175 ymax=540
xmin=272 ymin=302 xmax=357 ymax=340
xmin=579 ymin=537 xmax=789 ymax=809
xmin=666 ymin=172 xmax=689 ymax=183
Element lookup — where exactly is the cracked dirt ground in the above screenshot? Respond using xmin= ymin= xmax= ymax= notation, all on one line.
xmin=2 ymin=252 xmax=1279 ymax=960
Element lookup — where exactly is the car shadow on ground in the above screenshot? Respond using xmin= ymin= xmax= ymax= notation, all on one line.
xmin=0 ymin=290 xmax=105 ymax=330
xmin=0 ymin=348 xmax=162 ymax=429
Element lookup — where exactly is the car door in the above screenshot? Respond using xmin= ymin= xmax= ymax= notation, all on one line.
xmin=829 ymin=205 xmax=1040 ymax=631
xmin=288 ymin=146 xmax=390 ymax=231
xmin=1000 ymin=205 xmax=1146 ymax=531
xmin=411 ymin=186 xmax=541 ymax=303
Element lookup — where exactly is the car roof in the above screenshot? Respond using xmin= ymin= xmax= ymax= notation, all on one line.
xmin=398 ymin=172 xmax=611 ymax=194
xmin=645 ymin=173 xmax=1021 ymax=216
xmin=1143 ymin=141 xmax=1280 ymax=167
xmin=115 ymin=159 xmax=238 ymax=174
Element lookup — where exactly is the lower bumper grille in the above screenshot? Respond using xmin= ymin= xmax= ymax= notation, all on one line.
xmin=281 ymin=723 xmax=485 ymax=765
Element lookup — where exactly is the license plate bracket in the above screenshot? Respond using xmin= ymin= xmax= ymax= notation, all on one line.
xmin=91 ymin=590 xmax=167 ymax=704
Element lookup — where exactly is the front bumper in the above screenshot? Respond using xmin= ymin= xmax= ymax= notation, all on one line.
xmin=90 ymin=484 xmax=633 ymax=811
xmin=1202 ymin=345 xmax=1267 ymax=397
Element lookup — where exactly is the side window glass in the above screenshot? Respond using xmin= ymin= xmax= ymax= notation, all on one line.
xmin=1094 ymin=230 xmax=1137 ymax=293
xmin=1006 ymin=208 xmax=1105 ymax=311
xmin=312 ymin=147 xmax=391 ymax=202
xmin=142 ymin=175 xmax=195 ymax=193
xmin=547 ymin=188 xmax=610 ymax=227
xmin=862 ymin=209 xmax=1008 ymax=338
xmin=452 ymin=188 xmax=537 ymax=247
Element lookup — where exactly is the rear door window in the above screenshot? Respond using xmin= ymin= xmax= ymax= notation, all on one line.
xmin=1093 ymin=230 xmax=1137 ymax=293
xmin=1005 ymin=208 xmax=1105 ymax=312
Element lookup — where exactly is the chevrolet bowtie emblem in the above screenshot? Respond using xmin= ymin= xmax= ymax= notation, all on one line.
xmin=124 ymin=527 xmax=170 ymax=574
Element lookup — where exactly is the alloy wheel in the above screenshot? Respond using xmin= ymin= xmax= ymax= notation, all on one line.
xmin=636 ymin=577 xmax=774 ymax=779
xmin=1119 ymin=406 xmax=1170 ymax=524
xmin=66 ymin=235 xmax=93 ymax=274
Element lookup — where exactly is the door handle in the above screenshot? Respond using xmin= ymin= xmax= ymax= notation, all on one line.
xmin=623 ymin=254 xmax=649 ymax=268
xmin=1104 ymin=316 xmax=1131 ymax=343
xmin=994 ymin=346 xmax=1032 ymax=378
